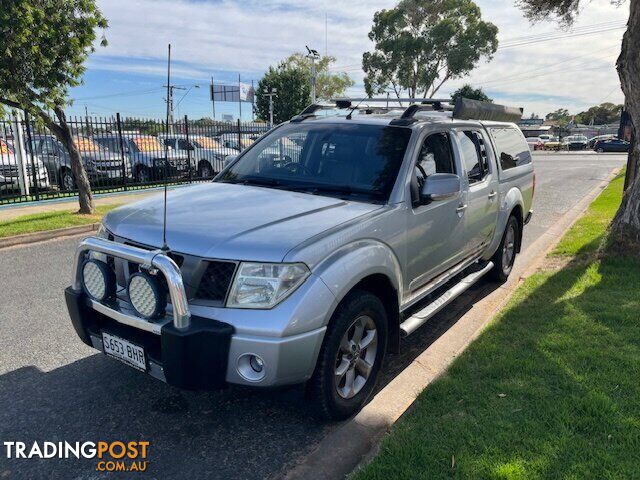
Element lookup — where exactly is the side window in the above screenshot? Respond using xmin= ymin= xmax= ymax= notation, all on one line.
xmin=490 ymin=127 xmax=532 ymax=171
xmin=459 ymin=131 xmax=489 ymax=184
xmin=42 ymin=139 xmax=58 ymax=155
xmin=414 ymin=132 xmax=455 ymax=189
xmin=177 ymin=139 xmax=189 ymax=150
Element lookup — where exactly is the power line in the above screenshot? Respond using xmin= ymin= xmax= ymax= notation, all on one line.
xmin=73 ymin=87 xmax=165 ymax=101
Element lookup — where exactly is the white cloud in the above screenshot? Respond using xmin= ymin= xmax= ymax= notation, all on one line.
xmin=89 ymin=0 xmax=629 ymax=116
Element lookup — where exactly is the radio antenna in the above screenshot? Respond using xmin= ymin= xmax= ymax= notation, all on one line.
xmin=161 ymin=43 xmax=171 ymax=252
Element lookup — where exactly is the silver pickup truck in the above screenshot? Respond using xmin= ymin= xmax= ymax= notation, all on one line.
xmin=65 ymin=98 xmax=534 ymax=419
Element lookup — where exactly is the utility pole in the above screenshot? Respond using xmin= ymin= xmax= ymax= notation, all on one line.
xmin=306 ymin=46 xmax=320 ymax=103
xmin=263 ymin=88 xmax=277 ymax=128
xmin=210 ymin=77 xmax=216 ymax=121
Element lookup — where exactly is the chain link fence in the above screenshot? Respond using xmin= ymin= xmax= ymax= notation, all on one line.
xmin=0 ymin=112 xmax=269 ymax=205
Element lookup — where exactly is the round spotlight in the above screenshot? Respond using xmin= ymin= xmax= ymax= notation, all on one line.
xmin=127 ymin=272 xmax=167 ymax=319
xmin=82 ymin=259 xmax=116 ymax=302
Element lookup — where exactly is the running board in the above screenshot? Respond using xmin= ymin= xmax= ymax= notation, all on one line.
xmin=399 ymin=261 xmax=494 ymax=337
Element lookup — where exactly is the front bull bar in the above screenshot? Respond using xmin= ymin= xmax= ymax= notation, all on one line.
xmin=71 ymin=236 xmax=191 ymax=330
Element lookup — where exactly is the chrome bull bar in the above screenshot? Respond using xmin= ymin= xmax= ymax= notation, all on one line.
xmin=72 ymin=236 xmax=191 ymax=330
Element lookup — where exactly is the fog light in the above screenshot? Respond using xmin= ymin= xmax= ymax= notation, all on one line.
xmin=250 ymin=355 xmax=264 ymax=373
xmin=82 ymin=259 xmax=115 ymax=302
xmin=237 ymin=354 xmax=266 ymax=382
xmin=127 ymin=272 xmax=167 ymax=319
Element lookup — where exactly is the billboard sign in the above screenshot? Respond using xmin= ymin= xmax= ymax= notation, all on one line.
xmin=211 ymin=83 xmax=255 ymax=103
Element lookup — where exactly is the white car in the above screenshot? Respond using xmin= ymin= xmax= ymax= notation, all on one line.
xmin=0 ymin=138 xmax=50 ymax=193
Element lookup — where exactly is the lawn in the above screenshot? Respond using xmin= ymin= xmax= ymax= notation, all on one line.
xmin=354 ymin=172 xmax=640 ymax=479
xmin=0 ymin=204 xmax=120 ymax=238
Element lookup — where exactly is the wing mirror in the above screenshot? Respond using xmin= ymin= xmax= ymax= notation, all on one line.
xmin=420 ymin=173 xmax=461 ymax=203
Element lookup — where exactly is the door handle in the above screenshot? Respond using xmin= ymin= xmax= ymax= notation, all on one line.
xmin=488 ymin=191 xmax=497 ymax=199
xmin=456 ymin=204 xmax=468 ymax=213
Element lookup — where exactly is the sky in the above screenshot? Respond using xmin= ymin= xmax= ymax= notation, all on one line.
xmin=68 ymin=0 xmax=630 ymax=120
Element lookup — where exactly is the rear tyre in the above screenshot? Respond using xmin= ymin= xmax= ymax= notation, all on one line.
xmin=198 ymin=161 xmax=213 ymax=178
xmin=60 ymin=169 xmax=75 ymax=191
xmin=490 ymin=215 xmax=519 ymax=283
xmin=306 ymin=290 xmax=388 ymax=421
xmin=136 ymin=165 xmax=151 ymax=183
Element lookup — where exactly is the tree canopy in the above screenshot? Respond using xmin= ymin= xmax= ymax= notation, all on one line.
xmin=451 ymin=84 xmax=492 ymax=103
xmin=0 ymin=0 xmax=107 ymax=214
xmin=255 ymin=53 xmax=354 ymax=124
xmin=362 ymin=0 xmax=498 ymax=99
xmin=282 ymin=53 xmax=354 ymax=100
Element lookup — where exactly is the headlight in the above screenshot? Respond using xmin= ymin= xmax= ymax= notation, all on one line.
xmin=226 ymin=262 xmax=310 ymax=309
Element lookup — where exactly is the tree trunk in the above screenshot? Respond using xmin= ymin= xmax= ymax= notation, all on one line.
xmin=612 ymin=0 xmax=640 ymax=254
xmin=50 ymin=106 xmax=95 ymax=214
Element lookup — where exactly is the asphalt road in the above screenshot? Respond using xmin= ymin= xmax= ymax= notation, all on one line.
xmin=0 ymin=152 xmax=625 ymax=480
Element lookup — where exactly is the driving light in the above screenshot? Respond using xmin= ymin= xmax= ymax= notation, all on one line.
xmin=82 ymin=259 xmax=116 ymax=302
xmin=226 ymin=262 xmax=310 ymax=309
xmin=128 ymin=272 xmax=167 ymax=319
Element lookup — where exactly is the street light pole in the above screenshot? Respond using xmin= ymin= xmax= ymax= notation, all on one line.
xmin=263 ymin=88 xmax=277 ymax=128
xmin=306 ymin=46 xmax=320 ymax=103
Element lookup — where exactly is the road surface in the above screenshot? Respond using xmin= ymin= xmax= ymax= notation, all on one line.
xmin=0 ymin=153 xmax=625 ymax=479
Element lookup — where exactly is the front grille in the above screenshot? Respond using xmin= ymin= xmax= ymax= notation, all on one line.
xmin=195 ymin=261 xmax=236 ymax=302
xmin=0 ymin=165 xmax=18 ymax=177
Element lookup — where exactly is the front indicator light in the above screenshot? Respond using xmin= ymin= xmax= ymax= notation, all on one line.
xmin=226 ymin=262 xmax=310 ymax=309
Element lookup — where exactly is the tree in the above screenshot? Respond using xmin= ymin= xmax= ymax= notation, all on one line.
xmin=282 ymin=53 xmax=354 ymax=100
xmin=546 ymin=108 xmax=571 ymax=122
xmin=255 ymin=64 xmax=311 ymax=125
xmin=362 ymin=0 xmax=498 ymax=99
xmin=451 ymin=84 xmax=493 ymax=103
xmin=0 ymin=0 xmax=107 ymax=214
xmin=517 ymin=0 xmax=640 ymax=252
xmin=575 ymin=102 xmax=622 ymax=125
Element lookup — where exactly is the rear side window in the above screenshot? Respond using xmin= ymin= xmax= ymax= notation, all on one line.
xmin=489 ymin=127 xmax=531 ymax=171
xmin=459 ymin=131 xmax=489 ymax=183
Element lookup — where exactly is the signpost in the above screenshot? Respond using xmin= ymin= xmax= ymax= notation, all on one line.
xmin=210 ymin=79 xmax=255 ymax=121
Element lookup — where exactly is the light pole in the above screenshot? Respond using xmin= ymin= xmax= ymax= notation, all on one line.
xmin=263 ymin=87 xmax=277 ymax=128
xmin=305 ymin=45 xmax=320 ymax=103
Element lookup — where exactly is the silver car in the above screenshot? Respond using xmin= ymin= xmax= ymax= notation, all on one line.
xmin=65 ymin=103 xmax=534 ymax=419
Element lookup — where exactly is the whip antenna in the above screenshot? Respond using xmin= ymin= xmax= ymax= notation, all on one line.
xmin=161 ymin=43 xmax=171 ymax=252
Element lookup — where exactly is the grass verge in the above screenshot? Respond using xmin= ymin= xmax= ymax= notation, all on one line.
xmin=354 ymin=171 xmax=640 ymax=479
xmin=0 ymin=204 xmax=120 ymax=238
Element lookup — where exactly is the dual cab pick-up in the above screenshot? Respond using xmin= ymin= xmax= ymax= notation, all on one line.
xmin=66 ymin=100 xmax=534 ymax=420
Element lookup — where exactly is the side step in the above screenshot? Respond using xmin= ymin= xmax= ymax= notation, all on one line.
xmin=399 ymin=261 xmax=494 ymax=337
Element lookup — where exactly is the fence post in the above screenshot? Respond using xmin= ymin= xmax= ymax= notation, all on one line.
xmin=11 ymin=111 xmax=30 ymax=198
xmin=116 ymin=113 xmax=128 ymax=191
xmin=23 ymin=111 xmax=40 ymax=202
xmin=237 ymin=119 xmax=242 ymax=152
xmin=184 ymin=115 xmax=192 ymax=183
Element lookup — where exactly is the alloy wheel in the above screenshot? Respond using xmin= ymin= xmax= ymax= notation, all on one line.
xmin=502 ymin=223 xmax=516 ymax=272
xmin=334 ymin=315 xmax=378 ymax=399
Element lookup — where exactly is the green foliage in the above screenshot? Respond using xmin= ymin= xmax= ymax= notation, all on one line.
xmin=451 ymin=84 xmax=492 ymax=103
xmin=256 ymin=63 xmax=311 ymax=124
xmin=576 ymin=102 xmax=622 ymax=125
xmin=282 ymin=53 xmax=354 ymax=100
xmin=0 ymin=0 xmax=107 ymax=112
xmin=545 ymin=108 xmax=571 ymax=123
xmin=362 ymin=0 xmax=498 ymax=99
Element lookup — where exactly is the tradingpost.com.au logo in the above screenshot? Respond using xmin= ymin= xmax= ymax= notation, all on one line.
xmin=3 ymin=441 xmax=150 ymax=473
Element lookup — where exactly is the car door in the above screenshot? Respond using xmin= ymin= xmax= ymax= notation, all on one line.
xmin=454 ymin=129 xmax=500 ymax=255
xmin=406 ymin=130 xmax=466 ymax=291
xmin=38 ymin=138 xmax=63 ymax=185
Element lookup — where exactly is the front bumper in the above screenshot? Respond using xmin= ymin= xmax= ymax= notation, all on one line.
xmin=66 ymin=237 xmax=327 ymax=389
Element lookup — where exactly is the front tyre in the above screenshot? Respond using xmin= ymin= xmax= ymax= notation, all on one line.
xmin=490 ymin=215 xmax=519 ymax=283
xmin=307 ymin=290 xmax=388 ymax=420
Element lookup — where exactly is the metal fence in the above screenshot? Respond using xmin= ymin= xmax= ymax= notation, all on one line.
xmin=0 ymin=112 xmax=270 ymax=205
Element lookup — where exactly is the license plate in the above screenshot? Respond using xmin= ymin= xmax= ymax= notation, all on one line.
xmin=102 ymin=332 xmax=146 ymax=371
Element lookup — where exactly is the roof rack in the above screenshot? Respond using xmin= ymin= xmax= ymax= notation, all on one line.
xmin=290 ymin=97 xmax=522 ymax=124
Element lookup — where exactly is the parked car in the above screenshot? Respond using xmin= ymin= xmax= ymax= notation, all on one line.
xmin=561 ymin=135 xmax=588 ymax=151
xmin=543 ymin=137 xmax=565 ymax=151
xmin=0 ymin=138 xmax=50 ymax=193
xmin=66 ymin=100 xmax=534 ymax=420
xmin=593 ymin=138 xmax=630 ymax=153
xmin=31 ymin=134 xmax=131 ymax=190
xmin=217 ymin=133 xmax=255 ymax=151
xmin=538 ymin=134 xmax=554 ymax=143
xmin=158 ymin=134 xmax=236 ymax=178
xmin=93 ymin=135 xmax=190 ymax=183
xmin=525 ymin=137 xmax=544 ymax=151
xmin=587 ymin=134 xmax=617 ymax=149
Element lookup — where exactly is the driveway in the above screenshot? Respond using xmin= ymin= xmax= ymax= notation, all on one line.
xmin=0 ymin=152 xmax=626 ymax=479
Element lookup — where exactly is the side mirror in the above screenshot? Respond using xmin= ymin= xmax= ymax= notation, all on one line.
xmin=420 ymin=173 xmax=461 ymax=203
xmin=224 ymin=155 xmax=238 ymax=167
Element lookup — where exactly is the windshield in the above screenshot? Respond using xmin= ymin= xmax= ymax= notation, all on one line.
xmin=216 ymin=122 xmax=412 ymax=202
xmin=74 ymin=136 xmax=102 ymax=152
xmin=131 ymin=136 xmax=163 ymax=152
xmin=192 ymin=136 xmax=220 ymax=149
xmin=0 ymin=139 xmax=13 ymax=154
